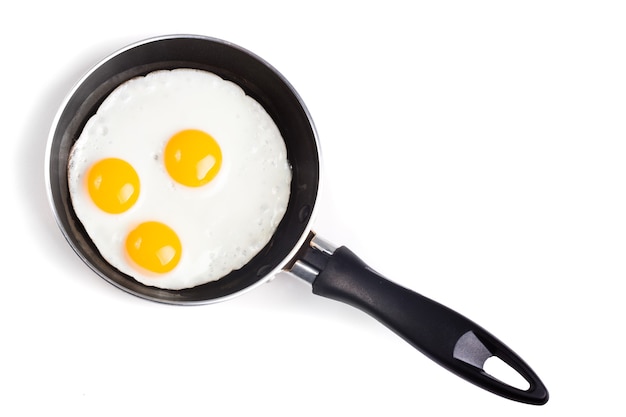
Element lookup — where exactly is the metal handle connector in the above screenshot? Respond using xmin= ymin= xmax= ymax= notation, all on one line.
xmin=287 ymin=233 xmax=338 ymax=284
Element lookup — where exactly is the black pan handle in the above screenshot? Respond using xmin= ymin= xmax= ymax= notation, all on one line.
xmin=288 ymin=235 xmax=548 ymax=405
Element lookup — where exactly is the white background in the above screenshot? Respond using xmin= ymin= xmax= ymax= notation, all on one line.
xmin=2 ymin=1 xmax=625 ymax=415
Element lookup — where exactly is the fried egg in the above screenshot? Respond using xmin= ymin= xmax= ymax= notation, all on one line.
xmin=68 ymin=69 xmax=292 ymax=290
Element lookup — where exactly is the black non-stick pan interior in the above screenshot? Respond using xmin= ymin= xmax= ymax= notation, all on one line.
xmin=47 ymin=35 xmax=320 ymax=303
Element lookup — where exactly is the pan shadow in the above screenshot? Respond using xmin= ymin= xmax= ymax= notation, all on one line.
xmin=17 ymin=38 xmax=139 ymax=291
xmin=17 ymin=35 xmax=338 ymax=315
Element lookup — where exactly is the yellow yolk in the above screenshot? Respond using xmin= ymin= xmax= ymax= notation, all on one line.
xmin=125 ymin=221 xmax=182 ymax=274
xmin=87 ymin=158 xmax=140 ymax=214
xmin=164 ymin=129 xmax=222 ymax=187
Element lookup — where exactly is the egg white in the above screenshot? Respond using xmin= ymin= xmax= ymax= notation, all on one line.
xmin=68 ymin=69 xmax=292 ymax=290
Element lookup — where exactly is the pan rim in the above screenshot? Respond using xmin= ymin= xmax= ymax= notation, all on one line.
xmin=45 ymin=33 xmax=323 ymax=305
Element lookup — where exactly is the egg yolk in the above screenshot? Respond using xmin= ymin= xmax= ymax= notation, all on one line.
xmin=87 ymin=158 xmax=140 ymax=214
xmin=125 ymin=221 xmax=182 ymax=274
xmin=164 ymin=129 xmax=222 ymax=187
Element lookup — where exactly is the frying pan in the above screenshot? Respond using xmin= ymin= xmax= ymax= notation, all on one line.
xmin=46 ymin=34 xmax=548 ymax=405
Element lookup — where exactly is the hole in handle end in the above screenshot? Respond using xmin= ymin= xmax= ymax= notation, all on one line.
xmin=453 ymin=331 xmax=549 ymax=405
